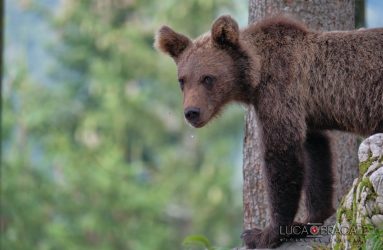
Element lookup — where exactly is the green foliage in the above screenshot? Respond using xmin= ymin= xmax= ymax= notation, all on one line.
xmin=312 ymin=244 xmax=331 ymax=250
xmin=359 ymin=152 xmax=375 ymax=176
xmin=182 ymin=234 xmax=232 ymax=250
xmin=365 ymin=228 xmax=383 ymax=250
xmin=183 ymin=235 xmax=214 ymax=250
xmin=2 ymin=0 xmax=246 ymax=249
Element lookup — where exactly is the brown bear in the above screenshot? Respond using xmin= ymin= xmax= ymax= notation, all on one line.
xmin=155 ymin=15 xmax=383 ymax=248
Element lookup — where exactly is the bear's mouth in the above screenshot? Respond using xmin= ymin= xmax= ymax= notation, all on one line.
xmin=187 ymin=108 xmax=221 ymax=128
xmin=194 ymin=121 xmax=206 ymax=128
xmin=186 ymin=120 xmax=207 ymax=128
xmin=184 ymin=108 xmax=215 ymax=128
xmin=187 ymin=119 xmax=207 ymax=128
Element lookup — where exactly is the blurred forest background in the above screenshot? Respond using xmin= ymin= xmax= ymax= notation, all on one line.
xmin=2 ymin=0 xmax=247 ymax=249
xmin=1 ymin=0 xmax=382 ymax=250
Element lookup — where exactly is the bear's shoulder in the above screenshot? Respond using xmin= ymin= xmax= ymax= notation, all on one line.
xmin=247 ymin=16 xmax=309 ymax=38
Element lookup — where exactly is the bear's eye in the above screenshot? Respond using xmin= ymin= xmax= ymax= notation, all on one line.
xmin=178 ymin=78 xmax=185 ymax=91
xmin=201 ymin=75 xmax=215 ymax=89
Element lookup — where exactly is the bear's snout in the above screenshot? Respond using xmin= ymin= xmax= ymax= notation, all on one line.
xmin=184 ymin=107 xmax=201 ymax=125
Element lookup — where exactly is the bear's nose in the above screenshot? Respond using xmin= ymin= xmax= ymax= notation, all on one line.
xmin=184 ymin=107 xmax=200 ymax=123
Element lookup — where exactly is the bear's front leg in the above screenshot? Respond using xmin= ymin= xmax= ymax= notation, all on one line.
xmin=242 ymin=225 xmax=281 ymax=248
xmin=243 ymin=131 xmax=306 ymax=248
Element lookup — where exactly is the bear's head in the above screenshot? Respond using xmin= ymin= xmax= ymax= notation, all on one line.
xmin=155 ymin=15 xmax=260 ymax=128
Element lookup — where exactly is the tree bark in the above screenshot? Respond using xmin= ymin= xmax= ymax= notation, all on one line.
xmin=355 ymin=0 xmax=365 ymax=28
xmin=243 ymin=0 xmax=359 ymax=231
xmin=0 ymin=0 xmax=3 ymax=166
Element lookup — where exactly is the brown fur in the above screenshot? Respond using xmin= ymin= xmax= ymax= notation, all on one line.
xmin=155 ymin=15 xmax=383 ymax=248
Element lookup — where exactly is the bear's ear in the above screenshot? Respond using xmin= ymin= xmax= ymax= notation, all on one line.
xmin=211 ymin=15 xmax=239 ymax=48
xmin=154 ymin=26 xmax=191 ymax=60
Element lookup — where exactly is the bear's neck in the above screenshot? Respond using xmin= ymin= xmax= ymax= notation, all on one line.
xmin=230 ymin=37 xmax=261 ymax=105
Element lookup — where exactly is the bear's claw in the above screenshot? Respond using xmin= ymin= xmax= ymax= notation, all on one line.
xmin=241 ymin=228 xmax=263 ymax=248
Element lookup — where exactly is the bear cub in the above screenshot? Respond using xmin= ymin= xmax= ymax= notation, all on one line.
xmin=155 ymin=15 xmax=383 ymax=248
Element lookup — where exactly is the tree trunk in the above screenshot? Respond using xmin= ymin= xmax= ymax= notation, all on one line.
xmin=243 ymin=0 xmax=359 ymax=231
xmin=0 ymin=0 xmax=3 ymax=163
